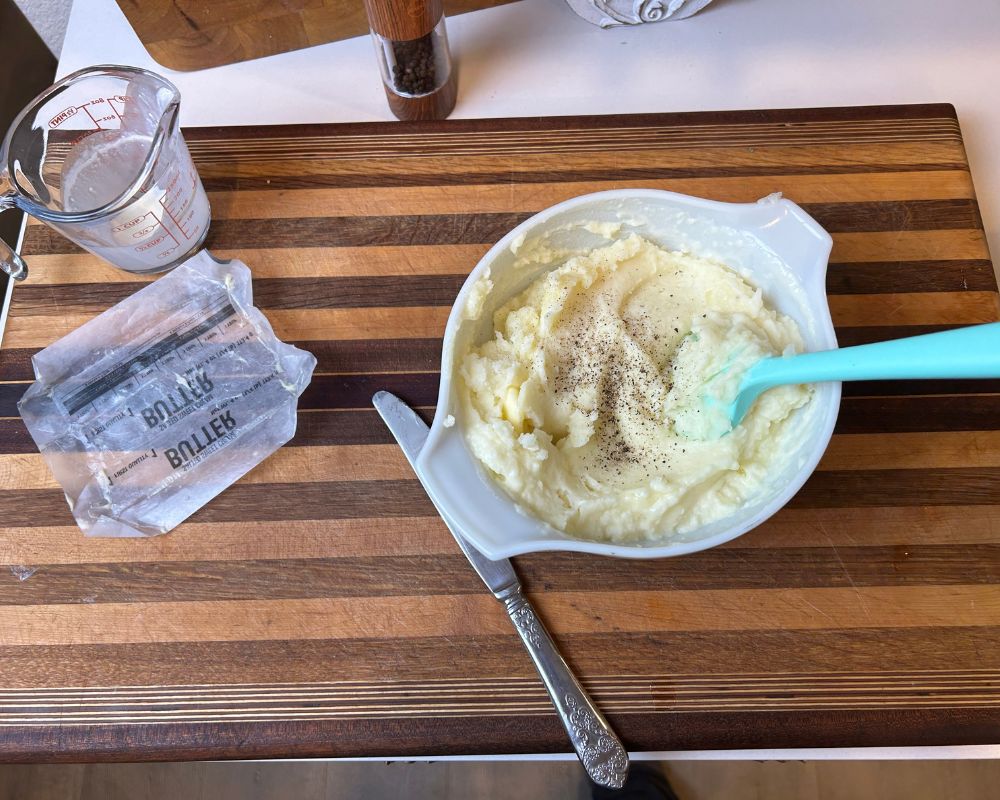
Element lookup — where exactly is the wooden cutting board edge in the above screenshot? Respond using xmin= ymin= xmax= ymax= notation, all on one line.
xmin=115 ymin=0 xmax=522 ymax=72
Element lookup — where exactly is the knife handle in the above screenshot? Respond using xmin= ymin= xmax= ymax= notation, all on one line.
xmin=500 ymin=586 xmax=629 ymax=789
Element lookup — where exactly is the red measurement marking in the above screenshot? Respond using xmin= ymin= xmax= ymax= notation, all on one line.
xmin=151 ymin=210 xmax=180 ymax=248
xmin=159 ymin=177 xmax=195 ymax=239
xmin=159 ymin=198 xmax=190 ymax=239
xmin=81 ymin=104 xmax=103 ymax=131
xmin=130 ymin=210 xmax=180 ymax=258
xmin=107 ymin=97 xmax=127 ymax=123
xmin=132 ymin=223 xmax=159 ymax=238
xmin=48 ymin=106 xmax=78 ymax=128
xmin=113 ymin=212 xmax=151 ymax=234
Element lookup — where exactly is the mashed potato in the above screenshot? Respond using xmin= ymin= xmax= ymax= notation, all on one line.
xmin=458 ymin=234 xmax=811 ymax=543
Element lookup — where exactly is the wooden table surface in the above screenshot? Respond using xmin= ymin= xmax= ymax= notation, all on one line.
xmin=0 ymin=106 xmax=999 ymax=761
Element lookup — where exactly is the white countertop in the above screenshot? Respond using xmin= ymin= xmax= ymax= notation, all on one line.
xmin=52 ymin=0 xmax=1000 ymax=761
xmin=60 ymin=0 xmax=1000 ymax=258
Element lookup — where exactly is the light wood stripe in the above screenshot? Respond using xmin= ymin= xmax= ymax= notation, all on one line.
xmin=188 ymin=118 xmax=961 ymax=140
xmin=189 ymin=125 xmax=963 ymax=149
xmin=830 ymin=229 xmax=989 ymax=262
xmin=187 ymin=127 xmax=963 ymax=148
xmin=826 ymin=292 xmax=999 ymax=327
xmin=0 ymin=518 xmax=454 ymax=565
xmin=6 ymin=670 xmax=1000 ymax=700
xmin=1 ymin=585 xmax=998 ymax=647
xmin=1 ymin=506 xmax=998 ymax=565
xmin=736 ymin=506 xmax=1000 ymax=550
xmin=190 ymin=136 xmax=966 ymax=163
xmin=0 ymin=445 xmax=414 ymax=491
xmin=185 ymin=120 xmax=964 ymax=159
xmin=7 ymin=668 xmax=1000 ymax=691
xmin=1 ymin=307 xmax=453 ymax=348
xmin=13 ymin=683 xmax=994 ymax=707
xmin=194 ymin=142 xmax=969 ymax=180
xmin=14 ymin=229 xmax=992 ymax=290
xmin=4 ymin=292 xmax=994 ymax=348
xmin=187 ymin=129 xmax=966 ymax=163
xmin=819 ymin=431 xmax=1000 ymax=471
xmin=8 ymin=697 xmax=1000 ymax=726
xmin=208 ymin=172 xmax=975 ymax=219
xmin=3 ymin=432 xmax=998 ymax=493
xmin=16 ymin=245 xmax=491 ymax=285
xmin=5 ymin=702 xmax=1000 ymax=726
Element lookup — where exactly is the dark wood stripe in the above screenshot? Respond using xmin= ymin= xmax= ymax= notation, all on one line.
xmin=0 ymin=384 xmax=24 ymax=417
xmin=3 ymin=544 xmax=999 ymax=605
xmin=19 ymin=199 xmax=982 ymax=256
xmin=199 ymin=162 xmax=967 ymax=191
xmin=3 ymin=372 xmax=999 ymax=418
xmin=841 ymin=378 xmax=1000 ymax=397
xmin=836 ymin=323 xmax=962 ymax=346
xmin=528 ymin=545 xmax=1000 ymax=591
xmin=0 ymin=325 xmax=982 ymax=382
xmin=0 ymin=395 xmax=995 ymax=453
xmin=297 ymin=373 xmax=438 ymax=411
xmin=0 ymin=348 xmax=34 ymax=381
xmin=835 ymin=396 xmax=1000 ymax=433
xmin=185 ymin=104 xmax=959 ymax=143
xmin=0 ymin=338 xmax=444 ymax=382
xmin=793 ymin=467 xmax=1000 ymax=508
xmin=21 ymin=213 xmax=534 ymax=256
xmin=2 ymin=467 xmax=998 ymax=527
xmin=827 ymin=260 xmax=997 ymax=294
xmin=219 ymin=198 xmax=998 ymax=240
xmin=0 ymin=480 xmax=435 ymax=528
xmin=0 ymin=409 xmax=403 ymax=454
xmin=1 ymin=626 xmax=995 ymax=690
xmin=294 ymin=338 xmax=442 ymax=373
xmin=10 ymin=259 xmax=997 ymax=319
xmin=0 ymin=706 xmax=996 ymax=762
xmin=805 ymin=199 xmax=980 ymax=233
xmin=9 ymin=276 xmax=469 ymax=315
xmin=0 ymin=373 xmax=442 ymax=416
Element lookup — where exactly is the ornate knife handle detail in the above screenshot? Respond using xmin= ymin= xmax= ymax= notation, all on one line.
xmin=501 ymin=588 xmax=629 ymax=789
xmin=564 ymin=693 xmax=630 ymax=787
xmin=507 ymin=599 xmax=543 ymax=647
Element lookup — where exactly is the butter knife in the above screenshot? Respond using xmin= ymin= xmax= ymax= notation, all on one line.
xmin=372 ymin=391 xmax=629 ymax=789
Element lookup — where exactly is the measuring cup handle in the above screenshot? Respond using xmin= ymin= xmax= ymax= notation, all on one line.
xmin=0 ymin=227 xmax=28 ymax=282
xmin=0 ymin=170 xmax=27 ymax=281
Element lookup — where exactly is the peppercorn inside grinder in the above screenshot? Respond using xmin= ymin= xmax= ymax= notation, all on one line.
xmin=362 ymin=0 xmax=457 ymax=121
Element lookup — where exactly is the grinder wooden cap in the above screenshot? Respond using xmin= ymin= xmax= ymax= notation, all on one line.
xmin=363 ymin=0 xmax=443 ymax=41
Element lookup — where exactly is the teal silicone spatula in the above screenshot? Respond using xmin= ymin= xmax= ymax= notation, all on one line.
xmin=728 ymin=321 xmax=1000 ymax=428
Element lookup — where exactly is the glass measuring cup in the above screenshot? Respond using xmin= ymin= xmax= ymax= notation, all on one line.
xmin=0 ymin=65 xmax=210 ymax=281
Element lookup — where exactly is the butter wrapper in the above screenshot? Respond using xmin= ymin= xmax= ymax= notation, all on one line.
xmin=18 ymin=251 xmax=316 ymax=537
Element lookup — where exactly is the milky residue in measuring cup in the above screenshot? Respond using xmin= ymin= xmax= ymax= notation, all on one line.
xmin=57 ymin=130 xmax=211 ymax=271
xmin=61 ymin=131 xmax=153 ymax=213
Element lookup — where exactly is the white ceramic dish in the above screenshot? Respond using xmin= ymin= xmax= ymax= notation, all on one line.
xmin=415 ymin=189 xmax=840 ymax=559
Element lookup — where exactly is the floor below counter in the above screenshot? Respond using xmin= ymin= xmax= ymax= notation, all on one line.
xmin=2 ymin=758 xmax=1000 ymax=799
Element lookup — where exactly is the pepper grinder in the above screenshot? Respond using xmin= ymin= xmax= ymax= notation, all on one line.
xmin=362 ymin=0 xmax=457 ymax=121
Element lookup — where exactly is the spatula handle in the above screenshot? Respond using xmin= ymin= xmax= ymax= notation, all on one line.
xmin=754 ymin=321 xmax=1000 ymax=388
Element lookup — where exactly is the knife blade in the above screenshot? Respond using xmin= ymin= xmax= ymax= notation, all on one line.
xmin=372 ymin=390 xmax=630 ymax=789
xmin=371 ymin=390 xmax=518 ymax=596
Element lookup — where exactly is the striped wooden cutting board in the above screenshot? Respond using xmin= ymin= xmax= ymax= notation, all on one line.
xmin=0 ymin=105 xmax=998 ymax=761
